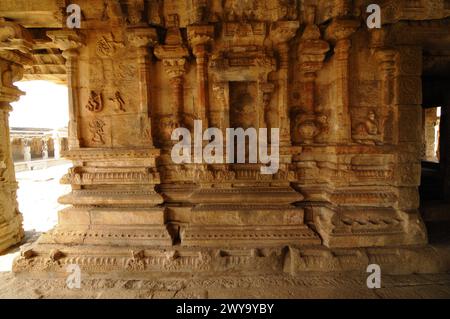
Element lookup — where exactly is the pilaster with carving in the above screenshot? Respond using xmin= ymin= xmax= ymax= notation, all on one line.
xmin=188 ymin=24 xmax=214 ymax=129
xmin=294 ymin=6 xmax=329 ymax=145
xmin=47 ymin=30 xmax=85 ymax=150
xmin=369 ymin=30 xmax=398 ymax=145
xmin=270 ymin=20 xmax=299 ymax=146
xmin=127 ymin=27 xmax=158 ymax=146
xmin=325 ymin=17 xmax=360 ymax=143
xmin=154 ymin=24 xmax=189 ymax=144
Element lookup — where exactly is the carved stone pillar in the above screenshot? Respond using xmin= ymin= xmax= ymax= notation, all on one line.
xmin=295 ymin=8 xmax=329 ymax=144
xmin=127 ymin=27 xmax=158 ymax=146
xmin=53 ymin=134 xmax=61 ymax=160
xmin=325 ymin=18 xmax=360 ymax=143
xmin=188 ymin=25 xmax=214 ymax=128
xmin=373 ymin=47 xmax=398 ymax=145
xmin=270 ymin=21 xmax=299 ymax=146
xmin=47 ymin=31 xmax=85 ymax=150
xmin=0 ymin=21 xmax=33 ymax=252
xmin=392 ymin=46 xmax=427 ymax=234
xmin=23 ymin=138 xmax=31 ymax=162
xmin=154 ymin=27 xmax=189 ymax=143
xmin=41 ymin=138 xmax=49 ymax=160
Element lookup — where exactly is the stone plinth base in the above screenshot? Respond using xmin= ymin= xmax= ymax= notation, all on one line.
xmin=12 ymin=242 xmax=450 ymax=278
xmin=37 ymin=207 xmax=173 ymax=246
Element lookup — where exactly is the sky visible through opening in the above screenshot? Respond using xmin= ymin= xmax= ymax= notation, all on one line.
xmin=10 ymin=80 xmax=69 ymax=129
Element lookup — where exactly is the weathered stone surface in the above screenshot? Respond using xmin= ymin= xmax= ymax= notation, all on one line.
xmin=0 ymin=0 xmax=449 ymax=292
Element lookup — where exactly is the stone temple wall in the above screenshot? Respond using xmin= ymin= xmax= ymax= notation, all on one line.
xmin=0 ymin=0 xmax=449 ymax=278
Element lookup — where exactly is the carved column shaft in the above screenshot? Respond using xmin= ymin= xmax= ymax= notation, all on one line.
xmin=193 ymin=45 xmax=209 ymax=127
xmin=277 ymin=42 xmax=291 ymax=144
xmin=300 ymin=73 xmax=316 ymax=114
xmin=137 ymin=46 xmax=152 ymax=114
xmin=64 ymin=49 xmax=81 ymax=149
xmin=296 ymin=18 xmax=329 ymax=144
xmin=335 ymin=38 xmax=352 ymax=142
xmin=127 ymin=28 xmax=159 ymax=146
xmin=154 ymin=27 xmax=189 ymax=130
xmin=169 ymin=75 xmax=184 ymax=123
xmin=270 ymin=21 xmax=299 ymax=146
xmin=0 ymin=21 xmax=33 ymax=252
xmin=47 ymin=31 xmax=85 ymax=150
xmin=188 ymin=25 xmax=214 ymax=129
xmin=325 ymin=18 xmax=360 ymax=143
xmin=374 ymin=49 xmax=397 ymax=144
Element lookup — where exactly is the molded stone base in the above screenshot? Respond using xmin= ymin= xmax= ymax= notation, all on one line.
xmin=313 ymin=206 xmax=428 ymax=248
xmin=181 ymin=225 xmax=321 ymax=247
xmin=12 ymin=243 xmax=450 ymax=278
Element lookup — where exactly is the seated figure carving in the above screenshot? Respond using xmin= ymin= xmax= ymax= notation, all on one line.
xmin=353 ymin=110 xmax=383 ymax=145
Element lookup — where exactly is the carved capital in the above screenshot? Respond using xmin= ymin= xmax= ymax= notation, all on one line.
xmin=325 ymin=18 xmax=360 ymax=44
xmin=270 ymin=21 xmax=299 ymax=46
xmin=125 ymin=0 xmax=145 ymax=25
xmin=47 ymin=30 xmax=85 ymax=58
xmin=154 ymin=45 xmax=189 ymax=61
xmin=127 ymin=27 xmax=158 ymax=48
xmin=0 ymin=20 xmax=34 ymax=55
xmin=163 ymin=58 xmax=187 ymax=79
xmin=0 ymin=21 xmax=33 ymax=104
xmin=187 ymin=25 xmax=214 ymax=48
xmin=155 ymin=43 xmax=189 ymax=79
xmin=269 ymin=21 xmax=299 ymax=70
xmin=298 ymin=25 xmax=330 ymax=76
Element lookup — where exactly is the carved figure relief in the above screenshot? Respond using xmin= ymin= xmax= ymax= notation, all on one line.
xmin=109 ymin=91 xmax=126 ymax=112
xmin=89 ymin=119 xmax=106 ymax=145
xmin=115 ymin=63 xmax=136 ymax=81
xmin=0 ymin=159 xmax=7 ymax=182
xmin=85 ymin=91 xmax=104 ymax=113
xmin=96 ymin=34 xmax=124 ymax=58
xmin=353 ymin=109 xmax=383 ymax=145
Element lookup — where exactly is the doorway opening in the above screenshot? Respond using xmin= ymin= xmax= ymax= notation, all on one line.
xmin=0 ymin=80 xmax=71 ymax=272
xmin=420 ymin=52 xmax=450 ymax=242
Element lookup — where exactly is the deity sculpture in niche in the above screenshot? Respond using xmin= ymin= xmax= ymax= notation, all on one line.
xmin=352 ymin=109 xmax=383 ymax=145
xmin=229 ymin=82 xmax=257 ymax=129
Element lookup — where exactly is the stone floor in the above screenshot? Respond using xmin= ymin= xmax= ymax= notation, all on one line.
xmin=0 ymin=271 xmax=450 ymax=299
xmin=0 ymin=164 xmax=449 ymax=299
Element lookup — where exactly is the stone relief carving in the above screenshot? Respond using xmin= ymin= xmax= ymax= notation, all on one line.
xmin=96 ymin=34 xmax=124 ymax=58
xmin=125 ymin=0 xmax=145 ymax=25
xmin=1 ymin=1 xmax=435 ymax=278
xmin=352 ymin=109 xmax=383 ymax=145
xmin=85 ymin=90 xmax=104 ymax=113
xmin=109 ymin=91 xmax=126 ymax=112
xmin=89 ymin=119 xmax=106 ymax=145
xmin=0 ymin=159 xmax=7 ymax=183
